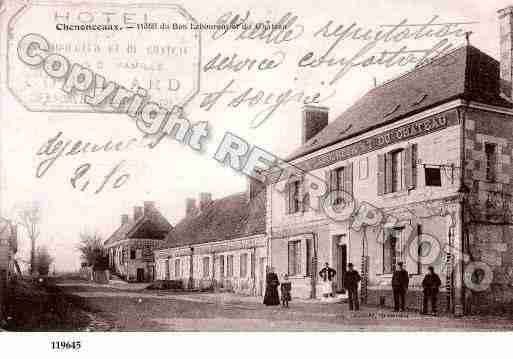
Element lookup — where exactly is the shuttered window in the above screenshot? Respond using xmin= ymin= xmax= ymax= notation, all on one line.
xmin=287 ymin=180 xmax=301 ymax=213
xmin=175 ymin=258 xmax=181 ymax=278
xmin=219 ymin=255 xmax=225 ymax=278
xmin=383 ymin=228 xmax=401 ymax=274
xmin=202 ymin=257 xmax=210 ymax=278
xmin=288 ymin=240 xmax=301 ymax=276
xmin=378 ymin=144 xmax=417 ymax=195
xmin=227 ymin=255 xmax=234 ymax=277
xmin=328 ymin=162 xmax=353 ymax=205
xmin=240 ymin=253 xmax=248 ymax=278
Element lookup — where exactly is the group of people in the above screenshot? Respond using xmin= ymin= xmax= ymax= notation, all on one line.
xmin=263 ymin=261 xmax=442 ymax=315
xmin=263 ymin=270 xmax=291 ymax=307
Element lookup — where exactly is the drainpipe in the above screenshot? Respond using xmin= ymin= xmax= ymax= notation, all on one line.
xmin=455 ymin=102 xmax=470 ymax=316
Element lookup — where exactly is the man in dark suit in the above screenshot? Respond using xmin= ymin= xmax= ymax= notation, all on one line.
xmin=344 ymin=263 xmax=361 ymax=311
xmin=392 ymin=261 xmax=409 ymax=312
xmin=422 ymin=265 xmax=442 ymax=315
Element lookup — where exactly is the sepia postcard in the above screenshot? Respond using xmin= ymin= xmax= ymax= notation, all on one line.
xmin=1 ymin=0 xmax=513 ymax=355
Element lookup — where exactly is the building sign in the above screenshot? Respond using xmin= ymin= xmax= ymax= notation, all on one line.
xmin=269 ymin=109 xmax=457 ymax=182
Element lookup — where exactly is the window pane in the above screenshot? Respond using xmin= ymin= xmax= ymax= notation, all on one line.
xmin=425 ymin=167 xmax=442 ymax=186
xmin=288 ymin=241 xmax=301 ymax=276
xmin=383 ymin=229 xmax=400 ymax=273
xmin=391 ymin=151 xmax=403 ymax=192
xmin=203 ymin=257 xmax=210 ymax=278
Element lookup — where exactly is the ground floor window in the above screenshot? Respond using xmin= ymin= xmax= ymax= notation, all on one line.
xmin=219 ymin=255 xmax=225 ymax=278
xmin=175 ymin=258 xmax=181 ymax=278
xmin=288 ymin=240 xmax=301 ymax=276
xmin=240 ymin=253 xmax=248 ymax=278
xmin=383 ymin=228 xmax=402 ymax=273
xmin=227 ymin=255 xmax=234 ymax=277
xmin=202 ymin=257 xmax=210 ymax=278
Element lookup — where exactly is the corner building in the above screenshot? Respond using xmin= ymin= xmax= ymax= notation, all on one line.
xmin=266 ymin=7 xmax=513 ymax=315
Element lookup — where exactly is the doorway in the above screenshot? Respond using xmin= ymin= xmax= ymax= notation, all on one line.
xmin=136 ymin=268 xmax=145 ymax=282
xmin=336 ymin=244 xmax=347 ymax=293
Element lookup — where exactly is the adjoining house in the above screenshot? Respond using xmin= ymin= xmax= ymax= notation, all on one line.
xmin=263 ymin=6 xmax=513 ymax=315
xmin=155 ymin=182 xmax=267 ymax=295
xmin=105 ymin=201 xmax=172 ymax=282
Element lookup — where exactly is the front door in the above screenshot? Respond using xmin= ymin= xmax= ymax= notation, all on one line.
xmin=137 ymin=268 xmax=145 ymax=282
xmin=336 ymin=244 xmax=347 ymax=293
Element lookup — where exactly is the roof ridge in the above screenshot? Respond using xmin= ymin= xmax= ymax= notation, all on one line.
xmin=373 ymin=44 xmax=468 ymax=91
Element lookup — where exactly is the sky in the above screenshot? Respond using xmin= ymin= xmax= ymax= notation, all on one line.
xmin=0 ymin=0 xmax=510 ymax=271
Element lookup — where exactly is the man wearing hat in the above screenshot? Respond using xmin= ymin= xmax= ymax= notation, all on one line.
xmin=392 ymin=261 xmax=409 ymax=312
xmin=343 ymin=263 xmax=361 ymax=311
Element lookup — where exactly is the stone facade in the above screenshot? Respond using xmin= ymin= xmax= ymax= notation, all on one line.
xmin=267 ymin=104 xmax=464 ymax=314
xmin=105 ymin=202 xmax=172 ymax=282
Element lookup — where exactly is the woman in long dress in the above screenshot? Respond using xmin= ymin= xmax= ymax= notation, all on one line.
xmin=263 ymin=267 xmax=280 ymax=306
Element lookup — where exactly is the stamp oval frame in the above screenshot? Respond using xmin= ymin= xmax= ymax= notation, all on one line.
xmin=6 ymin=1 xmax=201 ymax=113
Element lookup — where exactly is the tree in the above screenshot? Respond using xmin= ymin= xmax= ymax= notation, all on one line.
xmin=15 ymin=201 xmax=42 ymax=275
xmin=35 ymin=245 xmax=54 ymax=276
xmin=77 ymin=231 xmax=104 ymax=267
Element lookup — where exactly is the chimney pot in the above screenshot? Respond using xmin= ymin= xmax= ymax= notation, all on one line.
xmin=302 ymin=105 xmax=329 ymax=144
xmin=121 ymin=214 xmax=129 ymax=225
xmin=186 ymin=198 xmax=197 ymax=217
xmin=134 ymin=206 xmax=143 ymax=220
xmin=199 ymin=192 xmax=212 ymax=211
xmin=246 ymin=176 xmax=265 ymax=202
xmin=143 ymin=201 xmax=155 ymax=215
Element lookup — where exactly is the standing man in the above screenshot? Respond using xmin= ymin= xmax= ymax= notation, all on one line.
xmin=392 ymin=261 xmax=409 ymax=312
xmin=344 ymin=263 xmax=361 ymax=311
xmin=422 ymin=266 xmax=441 ymax=315
xmin=319 ymin=262 xmax=336 ymax=297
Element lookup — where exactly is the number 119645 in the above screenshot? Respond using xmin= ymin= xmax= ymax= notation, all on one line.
xmin=51 ymin=341 xmax=81 ymax=350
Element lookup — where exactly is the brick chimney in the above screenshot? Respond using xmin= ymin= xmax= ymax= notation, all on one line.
xmin=199 ymin=192 xmax=212 ymax=211
xmin=133 ymin=206 xmax=143 ymax=220
xmin=143 ymin=201 xmax=155 ymax=215
xmin=121 ymin=214 xmax=129 ymax=225
xmin=302 ymin=105 xmax=329 ymax=144
xmin=186 ymin=198 xmax=197 ymax=217
xmin=499 ymin=6 xmax=513 ymax=100
xmin=246 ymin=176 xmax=265 ymax=202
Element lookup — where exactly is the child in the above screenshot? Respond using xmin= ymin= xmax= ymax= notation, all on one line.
xmin=280 ymin=274 xmax=292 ymax=308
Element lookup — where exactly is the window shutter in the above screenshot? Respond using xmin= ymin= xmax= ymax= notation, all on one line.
xmin=325 ymin=170 xmax=332 ymax=205
xmin=411 ymin=144 xmax=418 ymax=189
xmin=404 ymin=145 xmax=412 ymax=189
xmin=329 ymin=169 xmax=337 ymax=205
xmin=344 ymin=162 xmax=353 ymax=195
xmin=288 ymin=242 xmax=294 ymax=275
xmin=377 ymin=154 xmax=385 ymax=195
xmin=377 ymin=227 xmax=385 ymax=274
xmin=385 ymin=152 xmax=393 ymax=194
xmin=299 ymin=179 xmax=305 ymax=212
xmin=404 ymin=144 xmax=417 ymax=190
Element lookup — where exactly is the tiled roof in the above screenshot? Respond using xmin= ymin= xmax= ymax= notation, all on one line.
xmin=289 ymin=45 xmax=512 ymax=160
xmin=104 ymin=208 xmax=172 ymax=247
xmin=160 ymin=190 xmax=266 ymax=249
